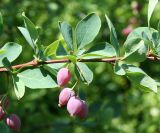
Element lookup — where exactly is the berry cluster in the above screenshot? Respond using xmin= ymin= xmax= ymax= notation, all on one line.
xmin=0 ymin=96 xmax=21 ymax=131
xmin=57 ymin=68 xmax=88 ymax=119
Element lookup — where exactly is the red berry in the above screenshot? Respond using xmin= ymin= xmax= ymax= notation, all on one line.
xmin=122 ymin=25 xmax=133 ymax=36
xmin=6 ymin=114 xmax=21 ymax=131
xmin=67 ymin=96 xmax=83 ymax=116
xmin=77 ymin=100 xmax=88 ymax=119
xmin=58 ymin=88 xmax=75 ymax=107
xmin=57 ymin=68 xmax=71 ymax=86
xmin=0 ymin=106 xmax=5 ymax=120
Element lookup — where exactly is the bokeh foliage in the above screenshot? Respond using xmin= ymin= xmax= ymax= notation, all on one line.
xmin=0 ymin=0 xmax=160 ymax=133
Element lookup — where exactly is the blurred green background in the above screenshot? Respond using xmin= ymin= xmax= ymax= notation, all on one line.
xmin=0 ymin=0 xmax=160 ymax=133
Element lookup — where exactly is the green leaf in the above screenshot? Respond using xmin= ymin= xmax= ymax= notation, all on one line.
xmin=114 ymin=62 xmax=126 ymax=76
xmin=0 ymin=12 xmax=3 ymax=35
xmin=105 ymin=15 xmax=119 ymax=56
xmin=126 ymin=27 xmax=159 ymax=51
xmin=18 ymin=27 xmax=34 ymax=49
xmin=67 ymin=55 xmax=77 ymax=64
xmin=152 ymin=31 xmax=160 ymax=46
xmin=76 ymin=49 xmax=86 ymax=56
xmin=12 ymin=75 xmax=25 ymax=100
xmin=43 ymin=65 xmax=57 ymax=76
xmin=75 ymin=65 xmax=85 ymax=81
xmin=56 ymin=43 xmax=68 ymax=56
xmin=126 ymin=27 xmax=155 ymax=41
xmin=44 ymin=40 xmax=59 ymax=57
xmin=76 ymin=13 xmax=101 ymax=49
xmin=59 ymin=22 xmax=74 ymax=51
xmin=18 ymin=68 xmax=58 ymax=89
xmin=2 ymin=57 xmax=13 ymax=72
xmin=0 ymin=49 xmax=5 ymax=54
xmin=0 ymin=42 xmax=22 ymax=67
xmin=76 ymin=62 xmax=93 ymax=84
xmin=123 ymin=38 xmax=148 ymax=62
xmin=127 ymin=72 xmax=157 ymax=93
xmin=22 ymin=12 xmax=39 ymax=47
xmin=123 ymin=64 xmax=157 ymax=93
xmin=82 ymin=42 xmax=116 ymax=58
xmin=150 ymin=28 xmax=160 ymax=56
xmin=148 ymin=0 xmax=158 ymax=27
xmin=47 ymin=63 xmax=66 ymax=70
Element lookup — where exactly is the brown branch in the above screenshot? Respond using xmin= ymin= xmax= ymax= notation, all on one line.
xmin=147 ymin=56 xmax=160 ymax=61
xmin=0 ymin=56 xmax=159 ymax=72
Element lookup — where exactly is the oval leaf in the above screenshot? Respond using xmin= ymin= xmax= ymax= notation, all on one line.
xmin=0 ymin=42 xmax=22 ymax=67
xmin=59 ymin=22 xmax=74 ymax=51
xmin=18 ymin=68 xmax=58 ymax=89
xmin=126 ymin=27 xmax=157 ymax=41
xmin=82 ymin=42 xmax=116 ymax=58
xmin=148 ymin=0 xmax=158 ymax=26
xmin=12 ymin=75 xmax=25 ymax=100
xmin=76 ymin=13 xmax=101 ymax=49
xmin=2 ymin=57 xmax=12 ymax=72
xmin=122 ymin=64 xmax=157 ymax=93
xmin=76 ymin=62 xmax=93 ymax=84
xmin=44 ymin=40 xmax=59 ymax=57
xmin=105 ymin=15 xmax=119 ymax=56
xmin=124 ymin=39 xmax=148 ymax=62
xmin=56 ymin=43 xmax=68 ymax=57
xmin=22 ymin=12 xmax=39 ymax=44
xmin=18 ymin=27 xmax=34 ymax=49
xmin=114 ymin=62 xmax=126 ymax=76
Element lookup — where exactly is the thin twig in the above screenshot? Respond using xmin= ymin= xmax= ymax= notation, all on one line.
xmin=0 ymin=56 xmax=159 ymax=72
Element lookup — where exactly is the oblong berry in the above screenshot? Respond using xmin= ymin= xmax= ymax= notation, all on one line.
xmin=58 ymin=88 xmax=75 ymax=107
xmin=0 ymin=106 xmax=5 ymax=120
xmin=6 ymin=114 xmax=21 ymax=131
xmin=67 ymin=96 xmax=83 ymax=116
xmin=57 ymin=68 xmax=71 ymax=86
xmin=77 ymin=100 xmax=88 ymax=119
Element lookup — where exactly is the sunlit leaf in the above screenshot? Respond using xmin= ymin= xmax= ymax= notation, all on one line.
xmin=44 ymin=40 xmax=59 ymax=57
xmin=18 ymin=68 xmax=58 ymax=89
xmin=59 ymin=22 xmax=74 ymax=51
xmin=12 ymin=75 xmax=25 ymax=100
xmin=148 ymin=0 xmax=158 ymax=26
xmin=105 ymin=15 xmax=119 ymax=56
xmin=76 ymin=13 xmax=101 ymax=49
xmin=76 ymin=62 xmax=93 ymax=84
xmin=0 ymin=42 xmax=22 ymax=67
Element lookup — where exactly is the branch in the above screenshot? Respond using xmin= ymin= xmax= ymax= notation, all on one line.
xmin=0 ymin=55 xmax=159 ymax=72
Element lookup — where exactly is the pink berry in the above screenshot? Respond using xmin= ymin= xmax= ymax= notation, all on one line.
xmin=6 ymin=114 xmax=21 ymax=131
xmin=122 ymin=25 xmax=133 ymax=36
xmin=67 ymin=96 xmax=83 ymax=116
xmin=0 ymin=106 xmax=5 ymax=120
xmin=77 ymin=101 xmax=88 ymax=119
xmin=58 ymin=88 xmax=75 ymax=107
xmin=57 ymin=68 xmax=71 ymax=86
